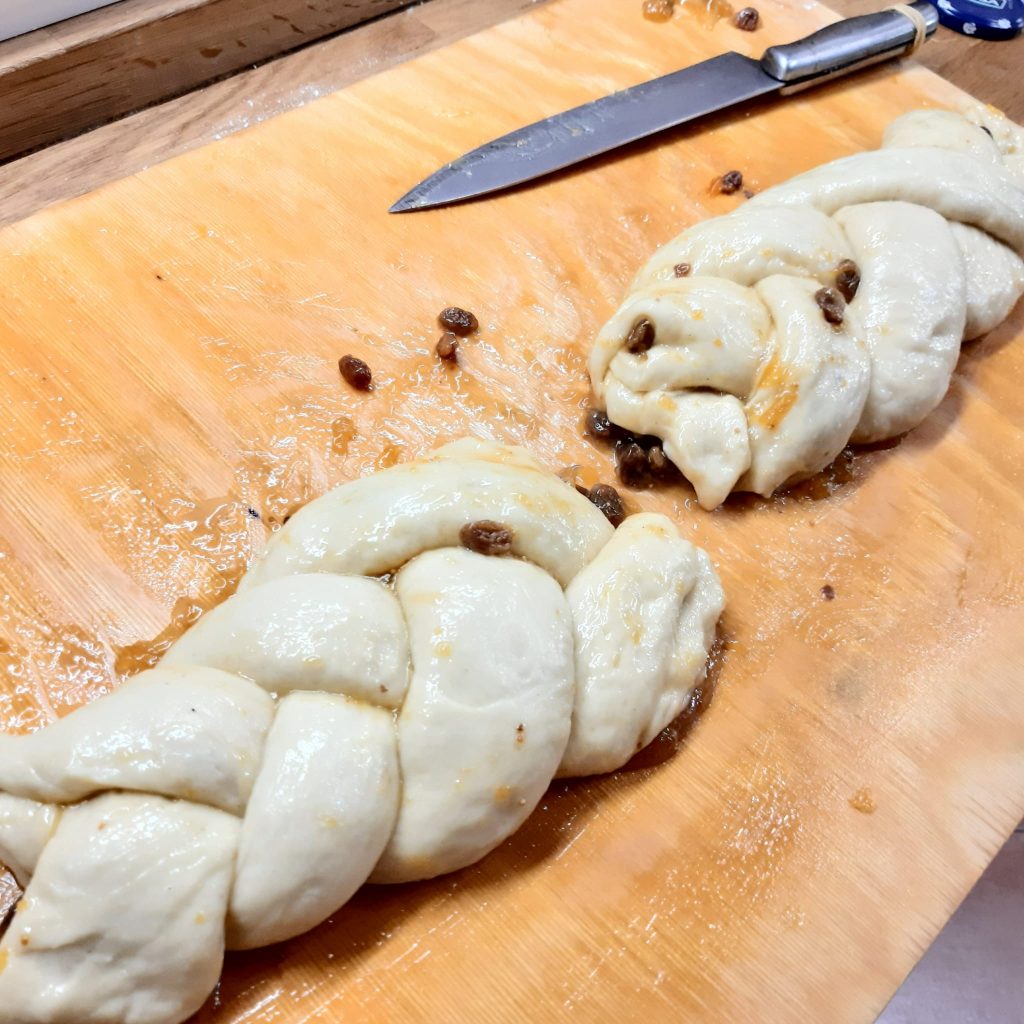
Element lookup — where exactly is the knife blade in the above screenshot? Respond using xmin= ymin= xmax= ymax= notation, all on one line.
xmin=391 ymin=2 xmax=937 ymax=213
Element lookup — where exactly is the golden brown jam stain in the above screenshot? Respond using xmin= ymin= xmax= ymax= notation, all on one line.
xmin=848 ymin=788 xmax=876 ymax=814
xmin=113 ymin=597 xmax=206 ymax=676
xmin=786 ymin=447 xmax=856 ymax=502
xmin=676 ymin=0 xmax=735 ymax=27
xmin=373 ymin=441 xmax=405 ymax=471
xmin=642 ymin=0 xmax=675 ymax=21
xmin=748 ymin=352 xmax=799 ymax=431
xmin=330 ymin=416 xmax=357 ymax=455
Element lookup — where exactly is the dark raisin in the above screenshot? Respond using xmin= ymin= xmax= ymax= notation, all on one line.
xmin=733 ymin=6 xmax=760 ymax=30
xmin=459 ymin=520 xmax=514 ymax=556
xmin=436 ymin=332 xmax=459 ymax=362
xmin=673 ymin=262 xmax=691 ymax=277
xmin=717 ymin=170 xmax=743 ymax=195
xmin=647 ymin=444 xmax=672 ymax=479
xmin=626 ymin=318 xmax=655 ymax=354
xmin=814 ymin=287 xmax=845 ymax=326
xmin=585 ymin=408 xmax=615 ymax=440
xmin=834 ymin=259 xmax=860 ymax=303
xmin=339 ymin=354 xmax=372 ymax=390
xmin=587 ymin=483 xmax=626 ymax=527
xmin=438 ymin=306 xmax=478 ymax=336
xmin=821 ymin=584 xmax=836 ymax=601
xmin=615 ymin=440 xmax=652 ymax=489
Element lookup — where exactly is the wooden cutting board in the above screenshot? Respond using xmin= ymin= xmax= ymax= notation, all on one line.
xmin=1 ymin=0 xmax=1022 ymax=1020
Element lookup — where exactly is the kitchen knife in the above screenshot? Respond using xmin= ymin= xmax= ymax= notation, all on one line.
xmin=391 ymin=2 xmax=937 ymax=213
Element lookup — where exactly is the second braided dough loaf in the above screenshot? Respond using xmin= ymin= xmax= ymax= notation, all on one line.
xmin=590 ymin=107 xmax=1024 ymax=509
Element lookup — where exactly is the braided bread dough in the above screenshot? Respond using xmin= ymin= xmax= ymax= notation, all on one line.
xmin=590 ymin=107 xmax=1024 ymax=509
xmin=0 ymin=438 xmax=723 ymax=1024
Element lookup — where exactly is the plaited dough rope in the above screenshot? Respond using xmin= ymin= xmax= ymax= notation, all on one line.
xmin=589 ymin=106 xmax=1024 ymax=509
xmin=0 ymin=438 xmax=724 ymax=1024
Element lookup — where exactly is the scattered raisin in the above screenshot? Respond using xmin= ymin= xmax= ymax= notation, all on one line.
xmin=436 ymin=332 xmax=459 ymax=362
xmin=339 ymin=354 xmax=372 ymax=390
xmin=717 ymin=170 xmax=743 ymax=195
xmin=626 ymin=318 xmax=655 ymax=354
xmin=673 ymin=262 xmax=692 ymax=277
xmin=615 ymin=440 xmax=652 ymax=489
xmin=834 ymin=259 xmax=860 ymax=303
xmin=733 ymin=6 xmax=760 ymax=30
xmin=438 ymin=306 xmax=478 ymax=336
xmin=459 ymin=520 xmax=514 ymax=556
xmin=587 ymin=483 xmax=626 ymax=527
xmin=814 ymin=287 xmax=845 ymax=326
xmin=821 ymin=584 xmax=836 ymax=601
xmin=585 ymin=408 xmax=615 ymax=440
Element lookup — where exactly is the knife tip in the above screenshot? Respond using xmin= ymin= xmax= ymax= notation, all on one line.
xmin=389 ymin=188 xmax=432 ymax=214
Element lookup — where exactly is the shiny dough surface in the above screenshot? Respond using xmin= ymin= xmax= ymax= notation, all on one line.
xmin=590 ymin=106 xmax=1024 ymax=509
xmin=0 ymin=438 xmax=723 ymax=1024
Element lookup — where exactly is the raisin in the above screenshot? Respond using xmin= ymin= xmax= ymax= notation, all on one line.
xmin=733 ymin=6 xmax=760 ymax=30
xmin=338 ymin=355 xmax=372 ymax=390
xmin=585 ymin=408 xmax=615 ymax=440
xmin=834 ymin=259 xmax=860 ymax=303
xmin=588 ymin=483 xmax=626 ymax=527
xmin=615 ymin=440 xmax=652 ymax=489
xmin=647 ymin=444 xmax=672 ymax=479
xmin=436 ymin=332 xmax=459 ymax=362
xmin=821 ymin=584 xmax=836 ymax=601
xmin=438 ymin=306 xmax=478 ymax=336
xmin=626 ymin=318 xmax=655 ymax=354
xmin=673 ymin=262 xmax=692 ymax=277
xmin=717 ymin=170 xmax=743 ymax=195
xmin=814 ymin=287 xmax=845 ymax=326
xmin=459 ymin=520 xmax=514 ymax=556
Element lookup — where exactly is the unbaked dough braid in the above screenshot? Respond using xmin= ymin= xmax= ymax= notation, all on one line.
xmin=590 ymin=107 xmax=1024 ymax=509
xmin=0 ymin=438 xmax=723 ymax=1024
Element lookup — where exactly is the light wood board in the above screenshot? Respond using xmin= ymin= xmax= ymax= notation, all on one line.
xmin=0 ymin=0 xmax=1022 ymax=1020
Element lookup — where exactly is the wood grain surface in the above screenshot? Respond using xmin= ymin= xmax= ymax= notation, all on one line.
xmin=2 ymin=0 xmax=1022 ymax=230
xmin=0 ymin=0 xmax=413 ymax=162
xmin=0 ymin=0 xmax=1022 ymax=1022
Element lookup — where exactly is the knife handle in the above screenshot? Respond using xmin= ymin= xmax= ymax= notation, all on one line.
xmin=760 ymin=2 xmax=938 ymax=88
